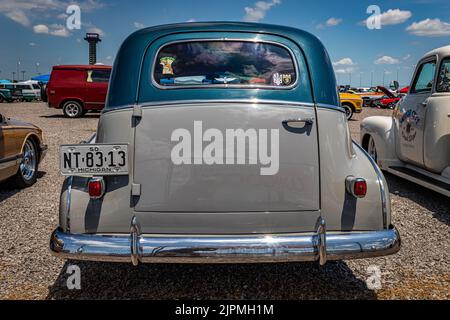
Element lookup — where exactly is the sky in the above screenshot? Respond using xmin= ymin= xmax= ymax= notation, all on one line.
xmin=0 ymin=0 xmax=449 ymax=87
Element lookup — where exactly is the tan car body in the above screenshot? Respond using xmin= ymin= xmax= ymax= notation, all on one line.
xmin=0 ymin=115 xmax=47 ymax=183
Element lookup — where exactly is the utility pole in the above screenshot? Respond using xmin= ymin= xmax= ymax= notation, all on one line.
xmin=382 ymin=71 xmax=386 ymax=87
xmin=349 ymin=72 xmax=352 ymax=86
xmin=370 ymin=71 xmax=374 ymax=87
xmin=17 ymin=61 xmax=20 ymax=80
xmin=21 ymin=71 xmax=26 ymax=81
xmin=36 ymin=62 xmax=40 ymax=76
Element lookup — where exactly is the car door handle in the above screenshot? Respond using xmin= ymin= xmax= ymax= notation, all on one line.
xmin=282 ymin=118 xmax=315 ymax=126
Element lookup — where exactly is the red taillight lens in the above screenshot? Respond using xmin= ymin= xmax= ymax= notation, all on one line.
xmin=88 ymin=178 xmax=105 ymax=199
xmin=346 ymin=176 xmax=367 ymax=198
xmin=353 ymin=180 xmax=367 ymax=197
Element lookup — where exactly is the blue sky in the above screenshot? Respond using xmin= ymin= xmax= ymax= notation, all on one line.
xmin=0 ymin=0 xmax=449 ymax=87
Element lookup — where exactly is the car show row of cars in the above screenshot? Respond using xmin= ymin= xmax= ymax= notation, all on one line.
xmin=1 ymin=23 xmax=449 ymax=269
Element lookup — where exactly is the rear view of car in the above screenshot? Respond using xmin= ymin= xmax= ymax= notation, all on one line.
xmin=51 ymin=22 xmax=400 ymax=266
xmin=47 ymin=65 xmax=111 ymax=118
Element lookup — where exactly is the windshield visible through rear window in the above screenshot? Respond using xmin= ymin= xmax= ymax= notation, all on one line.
xmin=153 ymin=41 xmax=297 ymax=88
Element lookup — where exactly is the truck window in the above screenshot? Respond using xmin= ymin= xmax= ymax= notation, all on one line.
xmin=153 ymin=41 xmax=297 ymax=88
xmin=437 ymin=58 xmax=450 ymax=93
xmin=411 ymin=61 xmax=436 ymax=93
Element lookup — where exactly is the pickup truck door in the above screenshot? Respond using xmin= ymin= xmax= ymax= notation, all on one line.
xmin=395 ymin=58 xmax=436 ymax=168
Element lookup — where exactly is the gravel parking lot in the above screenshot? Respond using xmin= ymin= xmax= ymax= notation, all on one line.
xmin=0 ymin=102 xmax=449 ymax=300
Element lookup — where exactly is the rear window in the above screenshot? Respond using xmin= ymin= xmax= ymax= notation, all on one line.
xmin=153 ymin=41 xmax=297 ymax=88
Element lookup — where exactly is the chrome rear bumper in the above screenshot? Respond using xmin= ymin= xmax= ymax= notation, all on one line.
xmin=50 ymin=223 xmax=400 ymax=265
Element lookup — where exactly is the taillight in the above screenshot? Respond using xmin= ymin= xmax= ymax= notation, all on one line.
xmin=88 ymin=177 xmax=105 ymax=199
xmin=346 ymin=176 xmax=367 ymax=198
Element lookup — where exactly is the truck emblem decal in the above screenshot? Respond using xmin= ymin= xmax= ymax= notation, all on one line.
xmin=282 ymin=74 xmax=292 ymax=85
xmin=400 ymin=109 xmax=420 ymax=142
xmin=171 ymin=121 xmax=280 ymax=176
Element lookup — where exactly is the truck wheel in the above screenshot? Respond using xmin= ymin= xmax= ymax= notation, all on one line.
xmin=11 ymin=139 xmax=38 ymax=188
xmin=342 ymin=104 xmax=353 ymax=120
xmin=63 ymin=101 xmax=84 ymax=118
xmin=0 ymin=95 xmax=3 ymax=103
xmin=367 ymin=136 xmax=378 ymax=162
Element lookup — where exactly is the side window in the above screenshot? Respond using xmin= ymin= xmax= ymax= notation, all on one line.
xmin=411 ymin=61 xmax=436 ymax=93
xmin=437 ymin=58 xmax=450 ymax=92
xmin=88 ymin=70 xmax=111 ymax=83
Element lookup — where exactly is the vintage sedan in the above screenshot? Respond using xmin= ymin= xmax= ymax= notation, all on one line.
xmin=0 ymin=113 xmax=47 ymax=188
xmin=50 ymin=22 xmax=400 ymax=266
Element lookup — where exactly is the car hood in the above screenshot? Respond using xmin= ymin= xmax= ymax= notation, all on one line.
xmin=376 ymin=86 xmax=396 ymax=98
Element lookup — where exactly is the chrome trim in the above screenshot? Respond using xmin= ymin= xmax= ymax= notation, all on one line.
xmin=316 ymin=103 xmax=346 ymax=114
xmin=65 ymin=176 xmax=73 ymax=232
xmin=50 ymin=226 xmax=400 ymax=265
xmin=102 ymin=100 xmax=316 ymax=114
xmin=130 ymin=217 xmax=142 ymax=266
xmin=151 ymin=38 xmax=300 ymax=91
xmin=353 ymin=140 xmax=389 ymax=228
xmin=316 ymin=218 xmax=327 ymax=266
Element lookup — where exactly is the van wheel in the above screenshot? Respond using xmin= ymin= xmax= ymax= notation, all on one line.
xmin=63 ymin=101 xmax=83 ymax=118
xmin=11 ymin=139 xmax=38 ymax=188
xmin=342 ymin=104 xmax=354 ymax=120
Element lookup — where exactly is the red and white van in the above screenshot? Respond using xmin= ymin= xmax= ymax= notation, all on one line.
xmin=47 ymin=65 xmax=112 ymax=118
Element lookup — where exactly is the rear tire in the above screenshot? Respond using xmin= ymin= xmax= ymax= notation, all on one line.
xmin=11 ymin=139 xmax=39 ymax=188
xmin=0 ymin=95 xmax=4 ymax=103
xmin=63 ymin=101 xmax=84 ymax=118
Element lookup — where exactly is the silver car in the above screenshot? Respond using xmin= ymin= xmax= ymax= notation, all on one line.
xmin=50 ymin=22 xmax=400 ymax=266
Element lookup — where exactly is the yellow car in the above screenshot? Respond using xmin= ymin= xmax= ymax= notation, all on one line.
xmin=339 ymin=92 xmax=363 ymax=120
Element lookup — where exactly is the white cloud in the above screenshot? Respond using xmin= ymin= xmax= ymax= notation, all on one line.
xmin=187 ymin=18 xmax=196 ymax=22
xmin=29 ymin=42 xmax=36 ymax=46
xmin=333 ymin=58 xmax=356 ymax=67
xmin=362 ymin=8 xmax=412 ymax=27
xmin=244 ymin=0 xmax=281 ymax=22
xmin=86 ymin=25 xmax=104 ymax=36
xmin=0 ymin=0 xmax=104 ymax=32
xmin=33 ymin=23 xmax=70 ymax=37
xmin=326 ymin=17 xmax=343 ymax=27
xmin=33 ymin=24 xmax=48 ymax=34
xmin=375 ymin=56 xmax=400 ymax=65
xmin=5 ymin=9 xmax=30 ymax=26
xmin=403 ymin=54 xmax=411 ymax=61
xmin=134 ymin=22 xmax=145 ymax=29
xmin=406 ymin=18 xmax=450 ymax=37
xmin=379 ymin=9 xmax=412 ymax=26
xmin=333 ymin=58 xmax=357 ymax=74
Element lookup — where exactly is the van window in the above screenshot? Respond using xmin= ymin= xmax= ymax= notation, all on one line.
xmin=153 ymin=41 xmax=297 ymax=88
xmin=88 ymin=70 xmax=111 ymax=83
xmin=437 ymin=58 xmax=450 ymax=92
xmin=411 ymin=61 xmax=436 ymax=93
xmin=32 ymin=84 xmax=40 ymax=89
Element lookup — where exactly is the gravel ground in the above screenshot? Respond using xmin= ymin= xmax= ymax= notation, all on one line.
xmin=0 ymin=102 xmax=448 ymax=300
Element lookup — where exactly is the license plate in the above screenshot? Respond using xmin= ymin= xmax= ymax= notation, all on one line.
xmin=60 ymin=144 xmax=129 ymax=176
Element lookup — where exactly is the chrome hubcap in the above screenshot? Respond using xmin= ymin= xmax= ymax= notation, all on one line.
xmin=66 ymin=103 xmax=80 ymax=117
xmin=368 ymin=137 xmax=377 ymax=161
xmin=20 ymin=140 xmax=36 ymax=181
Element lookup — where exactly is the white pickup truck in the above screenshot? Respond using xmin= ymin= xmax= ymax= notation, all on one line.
xmin=361 ymin=45 xmax=450 ymax=197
